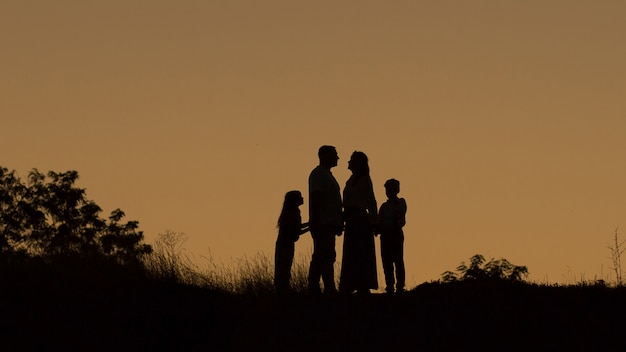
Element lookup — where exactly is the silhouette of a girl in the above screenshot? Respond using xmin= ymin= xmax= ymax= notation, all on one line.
xmin=275 ymin=190 xmax=309 ymax=294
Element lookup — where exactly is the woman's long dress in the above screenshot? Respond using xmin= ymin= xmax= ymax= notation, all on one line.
xmin=339 ymin=175 xmax=378 ymax=292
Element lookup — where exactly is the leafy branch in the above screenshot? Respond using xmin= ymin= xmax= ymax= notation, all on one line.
xmin=441 ymin=254 xmax=528 ymax=283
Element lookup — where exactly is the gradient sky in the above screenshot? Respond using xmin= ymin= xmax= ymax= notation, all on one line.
xmin=3 ymin=1 xmax=626 ymax=286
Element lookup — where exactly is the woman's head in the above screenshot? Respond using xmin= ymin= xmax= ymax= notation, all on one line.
xmin=347 ymin=151 xmax=369 ymax=176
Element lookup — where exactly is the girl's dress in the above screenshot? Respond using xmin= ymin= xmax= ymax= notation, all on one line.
xmin=274 ymin=208 xmax=301 ymax=293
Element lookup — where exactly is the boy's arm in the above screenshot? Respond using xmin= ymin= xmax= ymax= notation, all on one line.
xmin=398 ymin=198 xmax=407 ymax=228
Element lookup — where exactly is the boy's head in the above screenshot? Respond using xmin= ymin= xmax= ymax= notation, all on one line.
xmin=384 ymin=179 xmax=400 ymax=198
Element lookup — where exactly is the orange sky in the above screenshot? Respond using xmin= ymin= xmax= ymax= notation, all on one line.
xmin=3 ymin=1 xmax=626 ymax=286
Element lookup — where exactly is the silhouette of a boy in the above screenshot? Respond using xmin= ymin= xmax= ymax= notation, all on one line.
xmin=378 ymin=179 xmax=407 ymax=293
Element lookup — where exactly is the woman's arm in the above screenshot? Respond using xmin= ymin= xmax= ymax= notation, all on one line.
xmin=366 ymin=177 xmax=378 ymax=226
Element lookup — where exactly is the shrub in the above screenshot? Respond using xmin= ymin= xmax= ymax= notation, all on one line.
xmin=441 ymin=254 xmax=529 ymax=283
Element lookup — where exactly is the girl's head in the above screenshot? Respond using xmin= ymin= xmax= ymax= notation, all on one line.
xmin=277 ymin=190 xmax=303 ymax=227
xmin=284 ymin=190 xmax=304 ymax=207
xmin=347 ymin=151 xmax=370 ymax=176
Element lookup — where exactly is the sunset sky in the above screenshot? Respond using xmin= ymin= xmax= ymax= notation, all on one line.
xmin=3 ymin=1 xmax=626 ymax=286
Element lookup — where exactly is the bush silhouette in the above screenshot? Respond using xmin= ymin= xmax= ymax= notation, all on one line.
xmin=0 ymin=166 xmax=151 ymax=265
xmin=441 ymin=254 xmax=528 ymax=282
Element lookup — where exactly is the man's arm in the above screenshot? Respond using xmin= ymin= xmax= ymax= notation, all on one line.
xmin=309 ymin=190 xmax=321 ymax=232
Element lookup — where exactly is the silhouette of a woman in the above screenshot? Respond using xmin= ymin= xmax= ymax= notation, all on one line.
xmin=339 ymin=151 xmax=378 ymax=294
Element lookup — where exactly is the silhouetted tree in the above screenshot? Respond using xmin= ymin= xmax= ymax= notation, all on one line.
xmin=441 ymin=254 xmax=528 ymax=283
xmin=0 ymin=166 xmax=151 ymax=264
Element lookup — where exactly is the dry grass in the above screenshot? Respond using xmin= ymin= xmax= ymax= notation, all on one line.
xmin=143 ymin=231 xmax=312 ymax=295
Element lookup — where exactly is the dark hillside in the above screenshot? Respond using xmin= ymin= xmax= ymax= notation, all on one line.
xmin=2 ymin=277 xmax=625 ymax=351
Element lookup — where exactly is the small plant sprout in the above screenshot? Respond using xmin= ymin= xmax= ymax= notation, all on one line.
xmin=607 ymin=228 xmax=625 ymax=286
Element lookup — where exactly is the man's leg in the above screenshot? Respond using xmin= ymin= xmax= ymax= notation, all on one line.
xmin=308 ymin=231 xmax=323 ymax=294
xmin=319 ymin=229 xmax=337 ymax=293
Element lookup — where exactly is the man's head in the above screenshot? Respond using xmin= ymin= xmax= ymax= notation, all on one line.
xmin=318 ymin=145 xmax=339 ymax=168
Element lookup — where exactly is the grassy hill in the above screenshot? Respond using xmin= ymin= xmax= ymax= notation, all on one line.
xmin=2 ymin=271 xmax=625 ymax=351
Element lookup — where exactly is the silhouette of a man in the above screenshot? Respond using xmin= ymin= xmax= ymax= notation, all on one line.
xmin=308 ymin=145 xmax=343 ymax=294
